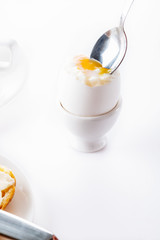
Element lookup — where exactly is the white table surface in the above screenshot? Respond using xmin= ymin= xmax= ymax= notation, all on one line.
xmin=0 ymin=0 xmax=160 ymax=239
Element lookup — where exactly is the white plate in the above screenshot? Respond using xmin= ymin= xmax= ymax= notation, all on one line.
xmin=0 ymin=155 xmax=34 ymax=224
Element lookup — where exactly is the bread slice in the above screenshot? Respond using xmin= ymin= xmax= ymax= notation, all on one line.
xmin=0 ymin=165 xmax=16 ymax=210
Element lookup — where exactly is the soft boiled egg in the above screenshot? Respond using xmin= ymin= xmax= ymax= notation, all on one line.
xmin=59 ymin=55 xmax=120 ymax=116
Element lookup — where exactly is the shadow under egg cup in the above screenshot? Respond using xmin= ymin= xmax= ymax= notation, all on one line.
xmin=59 ymin=98 xmax=122 ymax=153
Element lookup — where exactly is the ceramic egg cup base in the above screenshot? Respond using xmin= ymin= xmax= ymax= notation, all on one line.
xmin=60 ymin=98 xmax=122 ymax=153
xmin=69 ymin=135 xmax=107 ymax=153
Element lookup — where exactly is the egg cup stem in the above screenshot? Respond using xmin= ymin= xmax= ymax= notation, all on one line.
xmin=70 ymin=135 xmax=107 ymax=153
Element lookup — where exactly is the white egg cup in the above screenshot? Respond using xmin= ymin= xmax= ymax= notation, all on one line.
xmin=59 ymin=98 xmax=122 ymax=152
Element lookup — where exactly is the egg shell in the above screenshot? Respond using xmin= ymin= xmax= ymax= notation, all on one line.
xmin=59 ymin=68 xmax=120 ymax=116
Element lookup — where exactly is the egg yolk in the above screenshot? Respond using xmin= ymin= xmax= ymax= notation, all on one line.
xmin=76 ymin=57 xmax=110 ymax=74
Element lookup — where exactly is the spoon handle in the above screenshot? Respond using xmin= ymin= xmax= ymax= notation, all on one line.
xmin=120 ymin=0 xmax=134 ymax=28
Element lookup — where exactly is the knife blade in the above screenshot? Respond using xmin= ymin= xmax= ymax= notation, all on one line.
xmin=0 ymin=210 xmax=58 ymax=240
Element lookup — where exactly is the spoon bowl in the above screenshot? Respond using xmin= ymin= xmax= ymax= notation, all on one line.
xmin=90 ymin=0 xmax=134 ymax=74
xmin=90 ymin=26 xmax=127 ymax=74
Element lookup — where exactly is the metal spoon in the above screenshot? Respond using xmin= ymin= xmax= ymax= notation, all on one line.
xmin=90 ymin=0 xmax=134 ymax=74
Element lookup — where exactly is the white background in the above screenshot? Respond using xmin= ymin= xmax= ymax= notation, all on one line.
xmin=0 ymin=0 xmax=160 ymax=239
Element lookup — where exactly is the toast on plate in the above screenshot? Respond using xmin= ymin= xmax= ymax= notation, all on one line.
xmin=0 ymin=165 xmax=16 ymax=210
